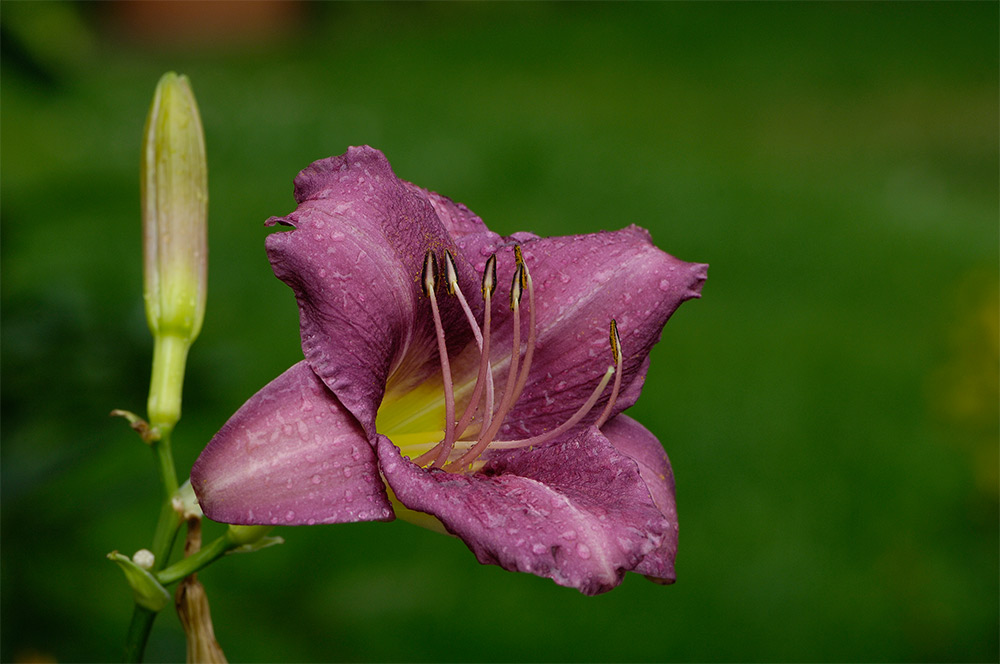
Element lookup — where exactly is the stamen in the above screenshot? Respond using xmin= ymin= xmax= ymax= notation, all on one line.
xmin=445 ymin=263 xmax=524 ymax=471
xmin=412 ymin=253 xmax=497 ymax=469
xmin=421 ymin=251 xmax=458 ymax=468
xmin=595 ymin=319 xmax=623 ymax=428
xmin=509 ymin=246 xmax=536 ymax=406
xmin=480 ymin=254 xmax=498 ymax=428
xmin=488 ymin=363 xmax=616 ymax=451
xmin=448 ymin=251 xmax=496 ymax=439
xmin=421 ymin=249 xmax=438 ymax=297
xmin=409 ymin=251 xmax=622 ymax=472
xmin=442 ymin=249 xmax=459 ymax=297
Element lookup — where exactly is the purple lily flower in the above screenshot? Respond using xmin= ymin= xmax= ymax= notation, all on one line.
xmin=192 ymin=146 xmax=707 ymax=595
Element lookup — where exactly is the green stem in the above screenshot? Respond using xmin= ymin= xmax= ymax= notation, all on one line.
xmin=123 ymin=432 xmax=184 ymax=662
xmin=151 ymin=495 xmax=183 ymax=572
xmin=156 ymin=534 xmax=231 ymax=586
xmin=152 ymin=436 xmax=179 ymax=500
xmin=124 ymin=606 xmax=157 ymax=663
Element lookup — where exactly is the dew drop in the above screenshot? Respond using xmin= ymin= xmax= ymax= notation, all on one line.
xmin=311 ymin=474 xmax=322 ymax=485
xmin=285 ymin=510 xmax=296 ymax=522
xmin=531 ymin=543 xmax=547 ymax=555
xmin=658 ymin=279 xmax=671 ymax=292
xmin=343 ymin=466 xmax=353 ymax=478
xmin=576 ymin=543 xmax=591 ymax=559
xmin=330 ymin=231 xmax=346 ymax=241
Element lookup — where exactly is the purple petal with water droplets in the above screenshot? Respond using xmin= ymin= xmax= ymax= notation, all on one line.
xmin=265 ymin=146 xmax=492 ymax=435
xmin=601 ymin=414 xmax=677 ymax=583
xmin=192 ymin=361 xmax=394 ymax=526
xmin=472 ymin=227 xmax=707 ymax=440
xmin=376 ymin=425 xmax=674 ymax=595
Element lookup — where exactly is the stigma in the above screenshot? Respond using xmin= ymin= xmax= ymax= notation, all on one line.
xmin=403 ymin=247 xmax=623 ymax=474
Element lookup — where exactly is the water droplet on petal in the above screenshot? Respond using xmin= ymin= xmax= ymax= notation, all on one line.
xmin=285 ymin=510 xmax=296 ymax=522
xmin=311 ymin=474 xmax=322 ymax=485
xmin=659 ymin=279 xmax=671 ymax=291
xmin=531 ymin=543 xmax=547 ymax=555
xmin=577 ymin=543 xmax=591 ymax=559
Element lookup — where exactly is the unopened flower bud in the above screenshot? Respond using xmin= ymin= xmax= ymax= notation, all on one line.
xmin=142 ymin=72 xmax=208 ymax=433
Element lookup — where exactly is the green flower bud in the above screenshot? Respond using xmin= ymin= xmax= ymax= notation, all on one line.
xmin=142 ymin=72 xmax=208 ymax=433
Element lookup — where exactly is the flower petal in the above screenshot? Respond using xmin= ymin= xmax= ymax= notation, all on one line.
xmin=191 ymin=361 xmax=394 ymax=526
xmin=376 ymin=426 xmax=674 ymax=595
xmin=265 ymin=146 xmax=486 ymax=434
xmin=601 ymin=415 xmax=678 ymax=583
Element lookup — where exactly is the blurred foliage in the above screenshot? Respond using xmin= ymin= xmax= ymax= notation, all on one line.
xmin=1 ymin=2 xmax=997 ymax=662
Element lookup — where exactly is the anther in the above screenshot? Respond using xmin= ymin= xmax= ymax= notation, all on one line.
xmin=421 ymin=250 xmax=438 ymax=297
xmin=510 ymin=263 xmax=524 ymax=310
xmin=514 ymin=245 xmax=528 ymax=290
xmin=482 ymin=254 xmax=497 ymax=299
xmin=444 ymin=250 xmax=459 ymax=296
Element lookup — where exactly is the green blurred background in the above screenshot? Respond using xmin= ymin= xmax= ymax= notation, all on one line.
xmin=2 ymin=2 xmax=997 ymax=662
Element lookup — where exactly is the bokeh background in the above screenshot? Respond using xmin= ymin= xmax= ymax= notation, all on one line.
xmin=2 ymin=2 xmax=997 ymax=662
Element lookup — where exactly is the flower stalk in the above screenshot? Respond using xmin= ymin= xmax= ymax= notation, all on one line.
xmin=119 ymin=71 xmax=209 ymax=663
